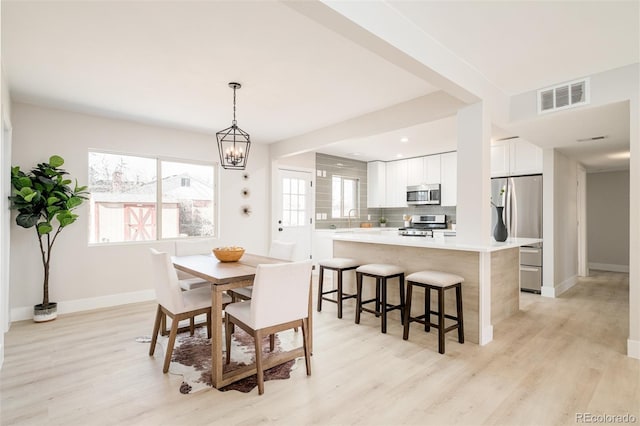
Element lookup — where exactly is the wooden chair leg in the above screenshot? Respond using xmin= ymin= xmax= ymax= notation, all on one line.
xmin=149 ymin=305 xmax=162 ymax=356
xmin=269 ymin=334 xmax=275 ymax=352
xmin=456 ymin=284 xmax=465 ymax=343
xmin=438 ymin=288 xmax=445 ymax=354
xmin=317 ymin=266 xmax=324 ymax=312
xmin=190 ymin=317 xmax=195 ymax=336
xmin=381 ymin=277 xmax=388 ymax=333
xmin=163 ymin=315 xmax=179 ymax=373
xmin=301 ymin=318 xmax=311 ymax=375
xmin=337 ymin=269 xmax=344 ymax=319
xmin=403 ymin=283 xmax=413 ymax=340
xmin=398 ymin=275 xmax=405 ymax=325
xmin=225 ymin=315 xmax=232 ymax=364
xmin=355 ymin=272 xmax=363 ymax=324
xmin=254 ymin=330 xmax=265 ymax=395
xmin=206 ymin=311 xmax=212 ymax=339
xmin=161 ymin=312 xmax=168 ymax=336
xmin=425 ymin=287 xmax=431 ymax=332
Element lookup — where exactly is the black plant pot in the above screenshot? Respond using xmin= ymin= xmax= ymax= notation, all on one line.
xmin=493 ymin=206 xmax=508 ymax=242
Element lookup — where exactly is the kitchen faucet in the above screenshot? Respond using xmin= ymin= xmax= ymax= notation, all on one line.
xmin=347 ymin=209 xmax=358 ymax=229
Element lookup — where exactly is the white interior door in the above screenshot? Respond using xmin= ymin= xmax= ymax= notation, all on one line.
xmin=276 ymin=169 xmax=312 ymax=261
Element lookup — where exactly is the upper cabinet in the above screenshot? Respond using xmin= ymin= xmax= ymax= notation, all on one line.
xmin=491 ymin=138 xmax=542 ymax=177
xmin=385 ymin=160 xmax=408 ymax=208
xmin=424 ymin=155 xmax=441 ymax=184
xmin=406 ymin=155 xmax=441 ymax=186
xmin=367 ymin=161 xmax=386 ymax=208
xmin=368 ymin=153 xmax=453 ymax=208
xmin=440 ymin=152 xmax=457 ymax=206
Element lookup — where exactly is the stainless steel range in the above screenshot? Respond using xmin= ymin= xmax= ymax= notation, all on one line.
xmin=398 ymin=214 xmax=447 ymax=237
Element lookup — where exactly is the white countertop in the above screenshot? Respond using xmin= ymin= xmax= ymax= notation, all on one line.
xmin=332 ymin=232 xmax=541 ymax=253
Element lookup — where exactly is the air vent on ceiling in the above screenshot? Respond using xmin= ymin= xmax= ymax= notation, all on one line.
xmin=538 ymin=78 xmax=589 ymax=114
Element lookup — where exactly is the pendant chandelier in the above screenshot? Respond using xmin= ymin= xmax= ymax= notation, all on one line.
xmin=216 ymin=82 xmax=251 ymax=170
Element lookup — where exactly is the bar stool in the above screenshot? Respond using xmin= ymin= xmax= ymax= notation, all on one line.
xmin=355 ymin=264 xmax=405 ymax=333
xmin=317 ymin=258 xmax=360 ymax=319
xmin=403 ymin=270 xmax=465 ymax=354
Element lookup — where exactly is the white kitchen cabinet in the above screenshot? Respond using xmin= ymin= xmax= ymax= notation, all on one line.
xmin=385 ymin=160 xmax=408 ymax=207
xmin=510 ymin=138 xmax=543 ymax=175
xmin=424 ymin=155 xmax=441 ymax=184
xmin=367 ymin=161 xmax=386 ymax=208
xmin=491 ymin=138 xmax=542 ymax=177
xmin=406 ymin=157 xmax=424 ymax=186
xmin=490 ymin=141 xmax=511 ymax=177
xmin=440 ymin=152 xmax=457 ymax=206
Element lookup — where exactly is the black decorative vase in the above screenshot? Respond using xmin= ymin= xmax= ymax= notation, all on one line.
xmin=493 ymin=206 xmax=508 ymax=242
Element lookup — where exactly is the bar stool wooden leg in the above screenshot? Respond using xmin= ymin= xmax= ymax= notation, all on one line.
xmin=403 ymin=282 xmax=413 ymax=340
xmin=355 ymin=272 xmax=363 ymax=324
xmin=456 ymin=283 xmax=465 ymax=343
xmin=438 ymin=287 xmax=445 ymax=354
xmin=381 ymin=277 xmax=388 ymax=333
xmin=375 ymin=278 xmax=381 ymax=316
xmin=425 ymin=287 xmax=431 ymax=333
xmin=398 ymin=275 xmax=406 ymax=325
xmin=317 ymin=266 xmax=325 ymax=312
xmin=337 ymin=268 xmax=344 ymax=319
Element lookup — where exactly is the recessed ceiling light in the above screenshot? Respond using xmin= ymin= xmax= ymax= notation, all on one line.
xmin=400 ymin=137 xmax=409 ymax=143
xmin=348 ymin=152 xmax=362 ymax=157
xmin=336 ymin=162 xmax=344 ymax=167
xmin=607 ymin=151 xmax=630 ymax=159
xmin=396 ymin=153 xmax=404 ymax=158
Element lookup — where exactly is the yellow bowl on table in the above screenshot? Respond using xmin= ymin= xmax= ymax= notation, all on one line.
xmin=212 ymin=246 xmax=245 ymax=262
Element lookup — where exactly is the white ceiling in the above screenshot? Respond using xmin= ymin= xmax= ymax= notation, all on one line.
xmin=2 ymin=1 xmax=639 ymax=171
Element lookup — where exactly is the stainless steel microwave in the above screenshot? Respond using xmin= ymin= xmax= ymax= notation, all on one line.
xmin=406 ymin=184 xmax=441 ymax=205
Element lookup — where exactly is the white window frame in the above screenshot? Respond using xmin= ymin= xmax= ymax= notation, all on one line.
xmin=88 ymin=149 xmax=218 ymax=245
xmin=331 ymin=175 xmax=360 ymax=219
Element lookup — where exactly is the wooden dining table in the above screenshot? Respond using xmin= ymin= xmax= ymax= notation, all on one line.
xmin=172 ymin=252 xmax=313 ymax=389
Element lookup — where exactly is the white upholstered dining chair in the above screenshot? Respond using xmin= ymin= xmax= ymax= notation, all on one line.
xmin=230 ymin=240 xmax=296 ymax=302
xmin=174 ymin=238 xmax=217 ymax=291
xmin=148 ymin=248 xmax=231 ymax=373
xmin=224 ymin=260 xmax=313 ymax=395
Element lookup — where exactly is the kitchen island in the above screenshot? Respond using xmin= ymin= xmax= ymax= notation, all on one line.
xmin=331 ymin=233 xmax=541 ymax=345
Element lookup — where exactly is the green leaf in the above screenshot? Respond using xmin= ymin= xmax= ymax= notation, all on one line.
xmin=18 ymin=187 xmax=34 ymax=198
xmin=47 ymin=196 xmax=60 ymax=206
xmin=57 ymin=211 xmax=78 ymax=227
xmin=37 ymin=222 xmax=53 ymax=235
xmin=66 ymin=196 xmax=83 ymax=209
xmin=49 ymin=155 xmax=64 ymax=168
xmin=16 ymin=213 xmax=39 ymax=228
xmin=61 ymin=179 xmax=72 ymax=185
xmin=46 ymin=205 xmax=61 ymax=214
xmin=17 ymin=177 xmax=33 ymax=188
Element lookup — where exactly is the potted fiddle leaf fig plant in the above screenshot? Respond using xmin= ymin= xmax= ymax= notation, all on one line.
xmin=9 ymin=155 xmax=88 ymax=322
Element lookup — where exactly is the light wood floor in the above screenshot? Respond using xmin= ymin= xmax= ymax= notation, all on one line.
xmin=1 ymin=271 xmax=638 ymax=425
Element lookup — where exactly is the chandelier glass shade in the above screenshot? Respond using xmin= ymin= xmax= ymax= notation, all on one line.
xmin=216 ymin=82 xmax=251 ymax=170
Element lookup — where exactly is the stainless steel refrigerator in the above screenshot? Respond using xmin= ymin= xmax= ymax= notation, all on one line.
xmin=491 ymin=174 xmax=543 ymax=293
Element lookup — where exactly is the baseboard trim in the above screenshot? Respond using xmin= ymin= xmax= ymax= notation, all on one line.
xmin=10 ymin=289 xmax=155 ymax=322
xmin=541 ymin=275 xmax=577 ymax=298
xmin=479 ymin=325 xmax=493 ymax=346
xmin=628 ymin=339 xmax=640 ymax=359
xmin=589 ymin=262 xmax=630 ymax=273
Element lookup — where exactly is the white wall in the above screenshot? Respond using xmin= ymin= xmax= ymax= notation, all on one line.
xmin=587 ymin=171 xmax=630 ymax=272
xmin=1 ymin=66 xmax=13 ymax=368
xmin=9 ymin=102 xmax=271 ymax=320
xmin=542 ymin=149 xmax=579 ymax=297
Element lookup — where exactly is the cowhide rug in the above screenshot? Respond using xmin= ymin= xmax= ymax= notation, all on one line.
xmin=149 ymin=325 xmax=300 ymax=394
